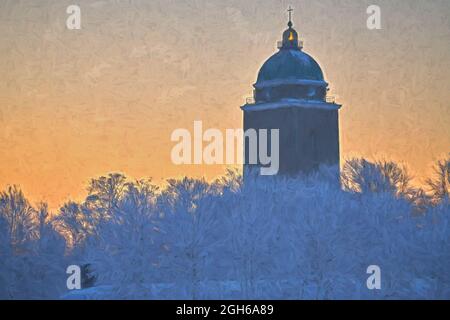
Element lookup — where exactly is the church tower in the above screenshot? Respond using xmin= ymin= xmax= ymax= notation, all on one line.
xmin=242 ymin=8 xmax=341 ymax=176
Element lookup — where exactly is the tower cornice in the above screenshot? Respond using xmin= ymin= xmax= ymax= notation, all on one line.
xmin=241 ymin=100 xmax=342 ymax=112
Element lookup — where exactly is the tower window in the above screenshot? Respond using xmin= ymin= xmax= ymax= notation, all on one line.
xmin=307 ymin=87 xmax=316 ymax=98
xmin=288 ymin=32 xmax=294 ymax=41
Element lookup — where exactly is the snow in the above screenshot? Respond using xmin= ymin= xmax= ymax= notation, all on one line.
xmin=2 ymin=162 xmax=450 ymax=300
xmin=61 ymin=278 xmax=442 ymax=300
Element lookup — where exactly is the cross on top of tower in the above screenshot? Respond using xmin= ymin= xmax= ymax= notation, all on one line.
xmin=287 ymin=6 xmax=293 ymax=28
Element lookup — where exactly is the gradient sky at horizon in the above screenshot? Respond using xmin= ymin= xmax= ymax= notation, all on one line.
xmin=0 ymin=0 xmax=449 ymax=209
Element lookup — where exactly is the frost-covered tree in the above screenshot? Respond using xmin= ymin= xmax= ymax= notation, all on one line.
xmin=413 ymin=202 xmax=450 ymax=298
xmin=54 ymin=201 xmax=91 ymax=249
xmin=158 ymin=177 xmax=228 ymax=299
xmin=426 ymin=156 xmax=450 ymax=203
xmin=56 ymin=174 xmax=129 ymax=249
xmin=276 ymin=177 xmax=353 ymax=299
xmin=214 ymin=168 xmax=243 ymax=193
xmin=341 ymin=158 xmax=416 ymax=198
xmin=221 ymin=175 xmax=283 ymax=298
xmin=0 ymin=186 xmax=36 ymax=253
xmin=3 ymin=162 xmax=450 ymax=300
xmin=0 ymin=189 xmax=66 ymax=299
xmin=26 ymin=203 xmax=67 ymax=299
xmin=0 ymin=214 xmax=14 ymax=299
xmin=83 ymin=179 xmax=160 ymax=299
xmin=85 ymin=173 xmax=128 ymax=223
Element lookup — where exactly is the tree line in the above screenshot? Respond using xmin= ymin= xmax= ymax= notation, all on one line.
xmin=1 ymin=156 xmax=449 ymax=299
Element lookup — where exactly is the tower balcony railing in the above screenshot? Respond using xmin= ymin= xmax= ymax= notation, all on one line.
xmin=246 ymin=97 xmax=255 ymax=104
xmin=326 ymin=95 xmax=336 ymax=103
xmin=246 ymin=96 xmax=336 ymax=105
xmin=277 ymin=40 xmax=304 ymax=49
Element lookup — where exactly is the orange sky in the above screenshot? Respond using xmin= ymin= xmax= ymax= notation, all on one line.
xmin=0 ymin=0 xmax=449 ymax=209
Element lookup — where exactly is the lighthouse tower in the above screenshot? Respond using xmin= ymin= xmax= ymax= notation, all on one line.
xmin=241 ymin=8 xmax=341 ymax=176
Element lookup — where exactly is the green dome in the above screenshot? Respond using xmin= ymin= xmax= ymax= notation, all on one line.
xmin=256 ymin=49 xmax=324 ymax=83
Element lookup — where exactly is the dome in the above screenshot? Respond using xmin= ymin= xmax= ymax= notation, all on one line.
xmin=256 ymin=49 xmax=325 ymax=84
xmin=243 ymin=7 xmax=337 ymax=107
